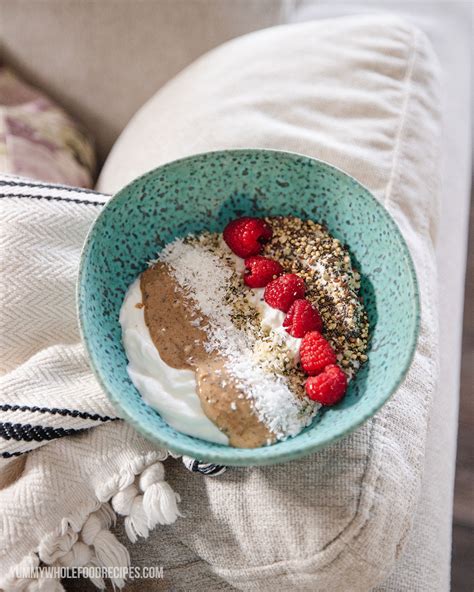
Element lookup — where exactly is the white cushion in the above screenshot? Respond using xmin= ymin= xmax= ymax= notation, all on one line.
xmin=289 ymin=5 xmax=472 ymax=591
xmin=98 ymin=15 xmax=443 ymax=591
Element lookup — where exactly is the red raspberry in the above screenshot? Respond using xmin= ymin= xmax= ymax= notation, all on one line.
xmin=305 ymin=364 xmax=347 ymax=405
xmin=223 ymin=217 xmax=272 ymax=258
xmin=283 ymin=298 xmax=323 ymax=338
xmin=243 ymin=256 xmax=284 ymax=288
xmin=264 ymin=273 xmax=306 ymax=312
xmin=299 ymin=330 xmax=336 ymax=375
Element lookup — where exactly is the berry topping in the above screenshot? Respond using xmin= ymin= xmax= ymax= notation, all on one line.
xmin=223 ymin=217 xmax=272 ymax=258
xmin=299 ymin=330 xmax=336 ymax=375
xmin=283 ymin=298 xmax=323 ymax=338
xmin=305 ymin=364 xmax=347 ymax=405
xmin=264 ymin=273 xmax=306 ymax=312
xmin=243 ymin=256 xmax=284 ymax=288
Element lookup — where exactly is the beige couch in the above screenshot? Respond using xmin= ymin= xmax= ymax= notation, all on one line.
xmin=1 ymin=2 xmax=471 ymax=590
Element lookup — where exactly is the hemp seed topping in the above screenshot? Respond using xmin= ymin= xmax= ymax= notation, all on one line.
xmin=260 ymin=216 xmax=369 ymax=380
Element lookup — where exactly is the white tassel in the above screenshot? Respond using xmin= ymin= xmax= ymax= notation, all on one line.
xmin=111 ymin=484 xmax=138 ymax=516
xmin=1 ymin=459 xmax=181 ymax=592
xmin=111 ymin=484 xmax=149 ymax=543
xmin=143 ymin=481 xmax=182 ymax=525
xmin=139 ymin=463 xmax=181 ymax=526
xmin=139 ymin=463 xmax=165 ymax=488
xmin=80 ymin=514 xmax=103 ymax=546
xmin=124 ymin=495 xmax=149 ymax=543
xmin=60 ymin=501 xmax=100 ymax=535
xmin=80 ymin=510 xmax=129 ymax=589
xmin=96 ymin=459 xmax=153 ymax=502
xmin=38 ymin=529 xmax=78 ymax=565
xmin=94 ymin=502 xmax=116 ymax=529
xmin=113 ymin=469 xmax=136 ymax=493
xmin=57 ymin=541 xmax=92 ymax=567
xmin=93 ymin=530 xmax=129 ymax=584
xmin=84 ymin=555 xmax=106 ymax=590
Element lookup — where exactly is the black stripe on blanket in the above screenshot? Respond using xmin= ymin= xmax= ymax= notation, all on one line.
xmin=1 ymin=450 xmax=25 ymax=458
xmin=182 ymin=457 xmax=227 ymax=476
xmin=0 ymin=193 xmax=105 ymax=207
xmin=0 ymin=404 xmax=117 ymax=422
xmin=0 ymin=422 xmax=85 ymax=442
xmin=0 ymin=179 xmax=106 ymax=196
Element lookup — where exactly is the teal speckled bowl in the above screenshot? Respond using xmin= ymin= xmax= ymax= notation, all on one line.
xmin=78 ymin=149 xmax=419 ymax=466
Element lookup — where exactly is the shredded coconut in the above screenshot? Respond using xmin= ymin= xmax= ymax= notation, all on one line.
xmin=158 ymin=238 xmax=316 ymax=439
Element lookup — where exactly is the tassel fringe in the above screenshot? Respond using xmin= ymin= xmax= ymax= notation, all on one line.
xmin=0 ymin=458 xmax=180 ymax=592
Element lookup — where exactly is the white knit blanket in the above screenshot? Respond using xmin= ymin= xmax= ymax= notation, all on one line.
xmin=0 ymin=176 xmax=187 ymax=591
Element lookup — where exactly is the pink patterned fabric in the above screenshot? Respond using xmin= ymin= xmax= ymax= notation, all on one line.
xmin=0 ymin=67 xmax=95 ymax=187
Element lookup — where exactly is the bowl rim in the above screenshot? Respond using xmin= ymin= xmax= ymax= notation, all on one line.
xmin=77 ymin=148 xmax=420 ymax=466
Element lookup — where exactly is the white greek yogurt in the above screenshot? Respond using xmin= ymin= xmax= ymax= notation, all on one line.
xmin=120 ymin=245 xmax=306 ymax=444
xmin=245 ymin=288 xmax=301 ymax=363
xmin=119 ymin=278 xmax=229 ymax=445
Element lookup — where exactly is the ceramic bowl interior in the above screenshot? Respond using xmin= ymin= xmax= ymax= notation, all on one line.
xmin=78 ymin=149 xmax=419 ymax=466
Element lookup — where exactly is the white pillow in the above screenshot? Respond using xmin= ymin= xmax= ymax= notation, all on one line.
xmin=99 ymin=15 xmax=441 ymax=591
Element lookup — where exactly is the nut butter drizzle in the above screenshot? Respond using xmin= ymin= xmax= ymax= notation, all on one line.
xmin=140 ymin=265 xmax=274 ymax=448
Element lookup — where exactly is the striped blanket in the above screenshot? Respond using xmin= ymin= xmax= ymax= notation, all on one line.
xmin=0 ymin=176 xmax=222 ymax=591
